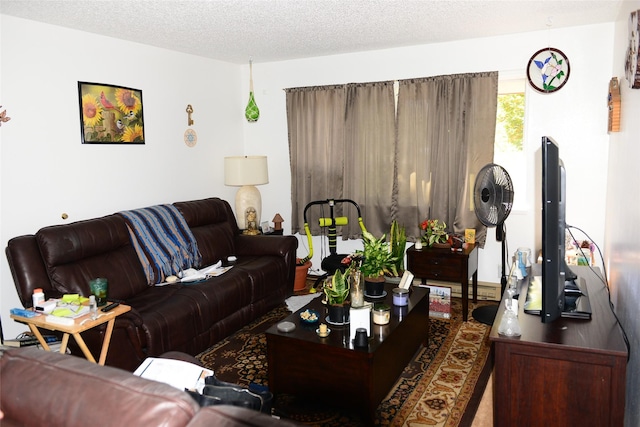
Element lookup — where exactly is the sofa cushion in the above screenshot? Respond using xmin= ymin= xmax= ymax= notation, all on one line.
xmin=35 ymin=214 xmax=148 ymax=300
xmin=235 ymin=255 xmax=293 ymax=303
xmin=174 ymin=198 xmax=237 ymax=266
xmin=125 ymin=270 xmax=254 ymax=356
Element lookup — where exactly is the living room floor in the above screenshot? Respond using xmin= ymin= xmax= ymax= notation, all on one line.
xmin=471 ymin=373 xmax=493 ymax=426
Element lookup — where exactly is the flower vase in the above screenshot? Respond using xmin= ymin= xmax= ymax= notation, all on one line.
xmin=350 ymin=269 xmax=364 ymax=308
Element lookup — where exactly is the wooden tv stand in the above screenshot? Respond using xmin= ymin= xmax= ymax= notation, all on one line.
xmin=490 ymin=265 xmax=627 ymax=426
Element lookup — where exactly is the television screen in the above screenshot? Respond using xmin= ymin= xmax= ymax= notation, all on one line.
xmin=524 ymin=136 xmax=591 ymax=322
xmin=541 ymin=136 xmax=565 ymax=323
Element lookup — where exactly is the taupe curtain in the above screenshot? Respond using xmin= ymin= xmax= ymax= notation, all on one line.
xmin=286 ymin=85 xmax=346 ymax=235
xmin=343 ymin=82 xmax=396 ymax=238
xmin=287 ymin=71 xmax=497 ymax=247
xmin=394 ymin=72 xmax=498 ymax=247
xmin=287 ymin=82 xmax=395 ymax=238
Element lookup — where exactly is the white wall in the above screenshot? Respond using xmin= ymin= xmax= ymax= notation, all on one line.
xmin=240 ymin=23 xmax=614 ymax=282
xmin=0 ymin=15 xmax=244 ymax=339
xmin=609 ymin=2 xmax=640 ymax=426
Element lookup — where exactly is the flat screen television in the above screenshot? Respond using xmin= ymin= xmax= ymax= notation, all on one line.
xmin=541 ymin=136 xmax=566 ymax=322
xmin=524 ymin=136 xmax=591 ymax=322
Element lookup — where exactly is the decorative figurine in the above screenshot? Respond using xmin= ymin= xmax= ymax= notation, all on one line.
xmin=244 ymin=208 xmax=260 ymax=235
xmin=272 ymin=213 xmax=284 ymax=231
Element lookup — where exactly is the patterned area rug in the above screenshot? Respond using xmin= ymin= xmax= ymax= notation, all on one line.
xmin=197 ymin=297 xmax=493 ymax=426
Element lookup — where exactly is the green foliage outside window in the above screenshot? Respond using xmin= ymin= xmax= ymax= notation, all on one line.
xmin=495 ymin=93 xmax=524 ymax=152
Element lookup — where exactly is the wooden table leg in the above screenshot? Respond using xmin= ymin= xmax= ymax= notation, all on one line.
xmin=27 ymin=324 xmax=51 ymax=351
xmin=72 ymin=332 xmax=97 ymax=363
xmin=59 ymin=333 xmax=70 ymax=354
xmin=472 ymin=271 xmax=478 ymax=303
xmin=98 ymin=318 xmax=116 ymax=365
xmin=461 ymin=278 xmax=468 ymax=321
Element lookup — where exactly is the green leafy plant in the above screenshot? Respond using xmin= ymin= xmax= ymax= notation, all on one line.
xmin=389 ymin=220 xmax=407 ymax=276
xmin=420 ymin=219 xmax=449 ymax=246
xmin=323 ymin=267 xmax=351 ymax=305
xmin=355 ymin=230 xmax=398 ymax=279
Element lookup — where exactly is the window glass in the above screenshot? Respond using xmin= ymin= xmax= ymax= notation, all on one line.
xmin=494 ymin=78 xmax=526 ymax=210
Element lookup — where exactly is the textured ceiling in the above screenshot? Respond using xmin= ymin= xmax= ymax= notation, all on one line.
xmin=1 ymin=0 xmax=624 ymax=64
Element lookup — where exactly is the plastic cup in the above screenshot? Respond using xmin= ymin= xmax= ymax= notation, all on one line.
xmin=89 ymin=278 xmax=108 ymax=306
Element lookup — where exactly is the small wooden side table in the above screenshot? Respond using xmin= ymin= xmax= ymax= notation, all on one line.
xmin=10 ymin=302 xmax=131 ymax=365
xmin=406 ymin=243 xmax=478 ymax=321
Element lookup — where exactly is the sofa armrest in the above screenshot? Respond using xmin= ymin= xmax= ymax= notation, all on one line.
xmin=0 ymin=348 xmax=199 ymax=427
xmin=6 ymin=235 xmax=53 ymax=307
xmin=234 ymin=235 xmax=297 ymax=259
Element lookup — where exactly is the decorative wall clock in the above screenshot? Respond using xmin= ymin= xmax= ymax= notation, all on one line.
xmin=184 ymin=128 xmax=197 ymax=147
xmin=526 ymin=47 xmax=570 ymax=93
xmin=625 ymin=10 xmax=640 ymax=88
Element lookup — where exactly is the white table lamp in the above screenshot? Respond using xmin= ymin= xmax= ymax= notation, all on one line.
xmin=224 ymin=156 xmax=269 ymax=231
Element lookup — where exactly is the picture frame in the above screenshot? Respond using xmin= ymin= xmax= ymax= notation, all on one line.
xmin=625 ymin=9 xmax=640 ymax=88
xmin=526 ymin=47 xmax=571 ymax=94
xmin=425 ymin=285 xmax=451 ymax=319
xmin=398 ymin=270 xmax=414 ymax=290
xmin=78 ymin=81 xmax=145 ymax=144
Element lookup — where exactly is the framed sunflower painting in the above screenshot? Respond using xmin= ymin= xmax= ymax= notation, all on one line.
xmin=78 ymin=81 xmax=145 ymax=144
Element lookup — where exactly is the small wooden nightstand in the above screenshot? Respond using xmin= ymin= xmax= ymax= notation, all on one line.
xmin=406 ymin=244 xmax=478 ymax=321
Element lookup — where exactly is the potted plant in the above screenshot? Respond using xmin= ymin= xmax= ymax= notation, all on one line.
xmin=420 ymin=219 xmax=450 ymax=248
xmin=355 ymin=230 xmax=398 ymax=297
xmin=323 ymin=266 xmax=351 ymax=324
xmin=389 ymin=220 xmax=407 ymax=279
xmin=294 ymin=257 xmax=312 ymax=292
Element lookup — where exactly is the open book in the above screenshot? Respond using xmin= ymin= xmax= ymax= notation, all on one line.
xmin=134 ymin=357 xmax=213 ymax=392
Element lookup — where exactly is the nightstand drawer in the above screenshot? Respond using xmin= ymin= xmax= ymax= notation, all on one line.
xmin=422 ymin=263 xmax=461 ymax=281
xmin=407 ymin=253 xmax=463 ymax=281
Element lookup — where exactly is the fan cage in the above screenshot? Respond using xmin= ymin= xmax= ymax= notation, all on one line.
xmin=474 ymin=164 xmax=514 ymax=227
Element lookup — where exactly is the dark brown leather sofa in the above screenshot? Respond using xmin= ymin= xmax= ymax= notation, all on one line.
xmin=0 ymin=347 xmax=299 ymax=426
xmin=5 ymin=197 xmax=297 ymax=371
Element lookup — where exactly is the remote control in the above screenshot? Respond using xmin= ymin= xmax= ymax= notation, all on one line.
xmin=101 ymin=302 xmax=120 ymax=312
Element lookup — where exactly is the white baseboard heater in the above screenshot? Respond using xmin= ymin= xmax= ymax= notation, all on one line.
xmin=416 ymin=280 xmax=502 ymax=302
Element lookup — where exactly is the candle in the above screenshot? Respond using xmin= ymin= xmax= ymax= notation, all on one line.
xmin=415 ymin=241 xmax=423 ymax=250
xmin=392 ymin=287 xmax=409 ymax=306
xmin=319 ymin=323 xmax=327 ymax=334
xmin=373 ymin=304 xmax=390 ymax=325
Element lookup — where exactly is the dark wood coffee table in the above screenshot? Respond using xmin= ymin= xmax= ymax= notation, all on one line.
xmin=266 ymin=282 xmax=430 ymax=422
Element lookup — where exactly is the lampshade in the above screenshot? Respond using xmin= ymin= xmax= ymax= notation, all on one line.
xmin=224 ymin=156 xmax=269 ymax=186
xmin=224 ymin=156 xmax=269 ymax=232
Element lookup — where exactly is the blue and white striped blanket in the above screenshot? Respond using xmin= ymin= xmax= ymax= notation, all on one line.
xmin=119 ymin=204 xmax=202 ymax=285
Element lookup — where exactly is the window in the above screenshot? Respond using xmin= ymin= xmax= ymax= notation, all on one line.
xmin=493 ymin=78 xmax=526 ymax=211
